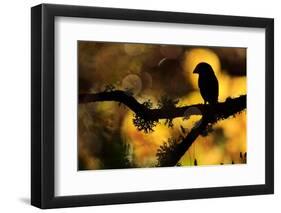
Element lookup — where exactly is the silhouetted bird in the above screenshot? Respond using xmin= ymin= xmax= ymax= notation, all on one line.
xmin=193 ymin=62 xmax=219 ymax=104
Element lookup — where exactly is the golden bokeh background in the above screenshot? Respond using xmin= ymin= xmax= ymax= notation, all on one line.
xmin=78 ymin=41 xmax=246 ymax=170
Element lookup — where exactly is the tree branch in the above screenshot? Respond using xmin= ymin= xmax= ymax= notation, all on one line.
xmin=156 ymin=95 xmax=246 ymax=166
xmin=79 ymin=90 xmax=246 ymax=166
xmin=80 ymin=90 xmax=147 ymax=115
xmin=79 ymin=90 xmax=245 ymax=120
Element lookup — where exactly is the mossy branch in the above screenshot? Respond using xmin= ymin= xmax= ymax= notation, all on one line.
xmin=80 ymin=90 xmax=245 ymax=120
xmin=79 ymin=90 xmax=246 ymax=166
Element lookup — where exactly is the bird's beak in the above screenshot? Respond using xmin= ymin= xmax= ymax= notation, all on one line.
xmin=193 ymin=68 xmax=198 ymax=74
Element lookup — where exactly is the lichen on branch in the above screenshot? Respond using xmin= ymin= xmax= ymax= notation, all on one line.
xmin=79 ymin=90 xmax=246 ymax=166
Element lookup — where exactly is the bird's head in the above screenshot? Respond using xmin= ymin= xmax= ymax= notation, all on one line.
xmin=193 ymin=62 xmax=213 ymax=75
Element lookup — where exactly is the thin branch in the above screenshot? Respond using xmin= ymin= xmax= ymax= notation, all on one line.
xmin=80 ymin=90 xmax=147 ymax=115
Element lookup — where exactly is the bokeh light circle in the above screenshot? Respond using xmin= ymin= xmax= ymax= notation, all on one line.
xmin=179 ymin=106 xmax=202 ymax=134
xmin=122 ymin=74 xmax=142 ymax=95
xmin=183 ymin=48 xmax=221 ymax=88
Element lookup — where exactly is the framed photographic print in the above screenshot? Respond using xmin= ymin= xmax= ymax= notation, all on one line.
xmin=31 ymin=3 xmax=274 ymax=209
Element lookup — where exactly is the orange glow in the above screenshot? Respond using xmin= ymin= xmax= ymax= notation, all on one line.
xmin=78 ymin=42 xmax=247 ymax=169
xmin=121 ymin=111 xmax=173 ymax=167
xmin=183 ymin=48 xmax=221 ymax=89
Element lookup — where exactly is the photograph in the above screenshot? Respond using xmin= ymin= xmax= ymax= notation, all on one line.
xmin=78 ymin=41 xmax=247 ymax=170
xmin=30 ymin=3 xmax=274 ymax=209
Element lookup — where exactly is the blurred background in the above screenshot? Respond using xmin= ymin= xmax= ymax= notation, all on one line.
xmin=78 ymin=41 xmax=246 ymax=170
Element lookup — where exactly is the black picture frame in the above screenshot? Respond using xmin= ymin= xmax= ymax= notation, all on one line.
xmin=31 ymin=3 xmax=274 ymax=209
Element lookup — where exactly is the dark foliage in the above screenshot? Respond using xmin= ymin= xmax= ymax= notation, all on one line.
xmin=133 ymin=114 xmax=159 ymax=133
xmin=157 ymin=95 xmax=179 ymax=128
xmin=100 ymin=134 xmax=132 ymax=169
xmin=104 ymin=84 xmax=116 ymax=92
xmin=156 ymin=138 xmax=178 ymax=166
